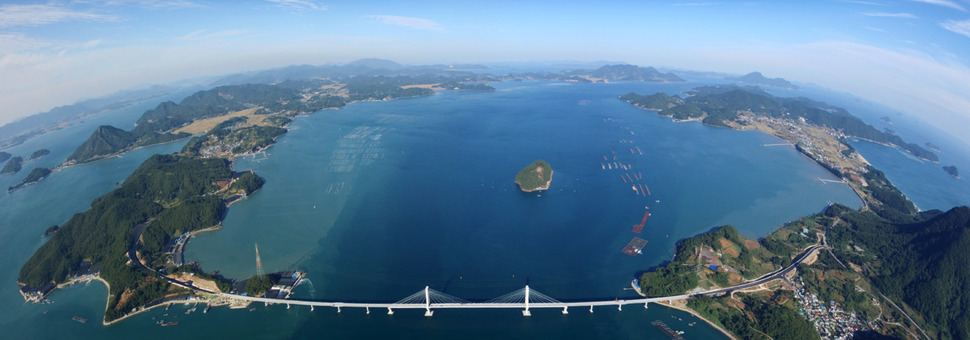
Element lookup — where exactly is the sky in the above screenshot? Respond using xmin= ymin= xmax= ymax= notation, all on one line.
xmin=2 ymin=0 xmax=970 ymax=145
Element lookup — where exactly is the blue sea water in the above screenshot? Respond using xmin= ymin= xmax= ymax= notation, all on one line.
xmin=0 ymin=79 xmax=925 ymax=339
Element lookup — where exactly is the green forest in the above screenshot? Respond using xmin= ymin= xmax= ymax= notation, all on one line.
xmin=29 ymin=149 xmax=49 ymax=160
xmin=15 ymin=167 xmax=51 ymax=187
xmin=826 ymin=205 xmax=970 ymax=339
xmin=514 ymin=159 xmax=553 ymax=192
xmin=688 ymin=294 xmax=820 ymax=340
xmin=634 ymin=159 xmax=955 ymax=339
xmin=17 ymin=154 xmax=250 ymax=321
xmin=1 ymin=156 xmax=23 ymax=174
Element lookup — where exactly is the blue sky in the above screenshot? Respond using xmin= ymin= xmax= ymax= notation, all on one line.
xmin=2 ymin=0 xmax=970 ymax=144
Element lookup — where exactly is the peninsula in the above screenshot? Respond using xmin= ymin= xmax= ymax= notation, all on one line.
xmin=8 ymin=167 xmax=51 ymax=193
xmin=17 ymin=65 xmax=505 ymax=324
xmin=624 ymin=85 xmax=964 ymax=339
xmin=515 ymin=160 xmax=553 ymax=192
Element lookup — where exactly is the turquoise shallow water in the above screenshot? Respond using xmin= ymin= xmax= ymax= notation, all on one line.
xmin=0 ymin=80 xmax=889 ymax=339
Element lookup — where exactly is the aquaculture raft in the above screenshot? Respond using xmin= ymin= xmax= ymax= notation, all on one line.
xmin=621 ymin=237 xmax=648 ymax=256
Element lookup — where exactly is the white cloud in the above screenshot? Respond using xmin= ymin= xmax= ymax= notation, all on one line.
xmin=842 ymin=0 xmax=884 ymax=5
xmin=75 ymin=0 xmax=202 ymax=9
xmin=366 ymin=15 xmax=444 ymax=31
xmin=910 ymin=0 xmax=966 ymax=11
xmin=0 ymin=4 xmax=117 ymax=28
xmin=941 ymin=19 xmax=970 ymax=38
xmin=671 ymin=2 xmax=719 ymax=6
xmin=176 ymin=29 xmax=251 ymax=41
xmin=862 ymin=12 xmax=919 ymax=18
xmin=266 ymin=0 xmax=326 ymax=11
xmin=865 ymin=26 xmax=887 ymax=32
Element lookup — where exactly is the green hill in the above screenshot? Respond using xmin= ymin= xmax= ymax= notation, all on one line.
xmin=66 ymin=125 xmax=136 ymax=163
xmin=1 ymin=156 xmax=23 ymax=174
xmin=8 ymin=168 xmax=52 ymax=192
xmin=29 ymin=149 xmax=49 ymax=160
xmin=827 ymin=205 xmax=970 ymax=339
xmin=18 ymin=154 xmax=238 ymax=321
xmin=515 ymin=160 xmax=553 ymax=192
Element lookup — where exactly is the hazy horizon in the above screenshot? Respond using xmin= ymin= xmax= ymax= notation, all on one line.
xmin=2 ymin=0 xmax=970 ymax=145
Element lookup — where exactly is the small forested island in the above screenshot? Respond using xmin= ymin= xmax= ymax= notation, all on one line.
xmin=8 ymin=167 xmax=52 ymax=192
xmin=944 ymin=165 xmax=960 ymax=179
xmin=515 ymin=160 xmax=553 ymax=192
xmin=28 ymin=149 xmax=49 ymax=160
xmin=1 ymin=156 xmax=23 ymax=175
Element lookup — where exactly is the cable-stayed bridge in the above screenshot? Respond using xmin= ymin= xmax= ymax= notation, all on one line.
xmin=222 ymin=285 xmax=691 ymax=316
xmin=177 ymin=245 xmax=823 ymax=317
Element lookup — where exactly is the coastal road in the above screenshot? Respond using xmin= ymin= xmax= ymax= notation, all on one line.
xmin=698 ymin=244 xmax=825 ymax=297
xmin=127 ymin=223 xmax=218 ymax=295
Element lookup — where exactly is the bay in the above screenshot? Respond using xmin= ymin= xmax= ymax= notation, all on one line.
xmin=2 ymin=81 xmax=872 ymax=339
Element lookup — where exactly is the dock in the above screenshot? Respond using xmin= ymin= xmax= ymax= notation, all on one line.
xmin=651 ymin=320 xmax=685 ymax=340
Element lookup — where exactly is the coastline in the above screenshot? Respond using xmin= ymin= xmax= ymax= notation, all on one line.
xmin=517 ymin=170 xmax=554 ymax=193
xmin=661 ymin=300 xmax=739 ymax=340
xmin=630 ymin=280 xmax=737 ymax=339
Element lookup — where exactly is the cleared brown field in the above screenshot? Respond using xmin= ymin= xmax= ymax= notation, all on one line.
xmin=173 ymin=107 xmax=266 ymax=135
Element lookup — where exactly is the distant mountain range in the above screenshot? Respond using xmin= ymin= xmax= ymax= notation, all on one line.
xmin=0 ymin=85 xmax=183 ymax=150
xmin=728 ymin=72 xmax=797 ymax=89
xmin=585 ymin=64 xmax=684 ymax=82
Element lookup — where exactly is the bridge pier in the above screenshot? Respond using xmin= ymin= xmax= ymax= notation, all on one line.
xmin=387 ymin=307 xmax=394 ymax=315
xmin=562 ymin=306 xmax=568 ymax=315
xmin=310 ymin=305 xmax=314 ymax=312
xmin=618 ymin=304 xmax=622 ymax=311
xmin=337 ymin=306 xmax=341 ymax=313
xmin=366 ymin=307 xmax=370 ymax=314
xmin=286 ymin=304 xmax=290 ymax=310
xmin=589 ymin=305 xmax=594 ymax=313
xmin=644 ymin=302 xmax=648 ymax=309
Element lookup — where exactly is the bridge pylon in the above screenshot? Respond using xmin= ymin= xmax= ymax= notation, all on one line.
xmin=424 ymin=286 xmax=434 ymax=317
xmin=522 ymin=285 xmax=531 ymax=316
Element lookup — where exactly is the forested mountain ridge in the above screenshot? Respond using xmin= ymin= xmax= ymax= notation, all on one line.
xmin=621 ymin=85 xmax=938 ymax=162
xmin=827 ymin=205 xmax=970 ymax=339
xmin=67 ymin=125 xmax=137 ymax=163
xmin=17 ymin=154 xmax=246 ymax=321
xmin=65 ymin=84 xmax=311 ymax=164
